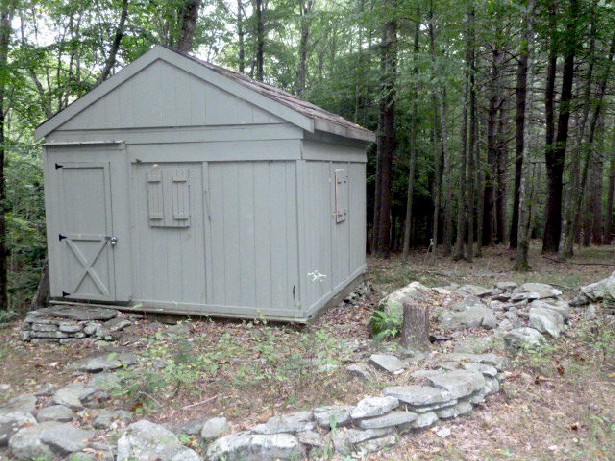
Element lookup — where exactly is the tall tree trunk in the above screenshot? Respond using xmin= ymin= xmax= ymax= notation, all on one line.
xmin=441 ymin=89 xmax=453 ymax=255
xmin=0 ymin=2 xmax=14 ymax=309
xmin=176 ymin=0 xmax=201 ymax=52
xmin=402 ymin=21 xmax=419 ymax=259
xmin=237 ymin=0 xmax=245 ymax=72
xmin=255 ymin=0 xmax=265 ymax=81
xmin=515 ymin=0 xmax=536 ymax=271
xmin=543 ymin=0 xmax=578 ymax=253
xmin=589 ymin=118 xmax=604 ymax=245
xmin=98 ymin=0 xmax=129 ymax=82
xmin=484 ymin=46 xmax=500 ymax=247
xmin=495 ymin=97 xmax=508 ymax=243
xmin=454 ymin=79 xmax=468 ymax=260
xmin=296 ymin=0 xmax=313 ymax=95
xmin=374 ymin=0 xmax=397 ymax=257
xmin=466 ymin=5 xmax=476 ymax=263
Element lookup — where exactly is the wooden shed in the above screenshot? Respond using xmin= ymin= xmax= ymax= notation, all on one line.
xmin=34 ymin=46 xmax=374 ymax=322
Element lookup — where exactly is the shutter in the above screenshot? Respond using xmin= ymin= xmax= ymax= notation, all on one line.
xmin=334 ymin=168 xmax=348 ymax=223
xmin=146 ymin=169 xmax=164 ymax=225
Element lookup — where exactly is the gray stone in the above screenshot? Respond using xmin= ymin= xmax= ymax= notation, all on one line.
xmin=438 ymin=352 xmax=504 ymax=369
xmin=83 ymin=322 xmax=101 ymax=336
xmin=8 ymin=421 xmax=61 ymax=460
xmin=410 ymin=411 xmax=439 ymax=429
xmin=252 ymin=412 xmax=315 ymax=435
xmin=453 ymin=337 xmax=493 ymax=354
xmin=354 ymin=434 xmax=397 ymax=455
xmin=459 ymin=285 xmax=492 ymax=298
xmin=504 ymin=327 xmax=544 ymax=349
xmin=32 ymin=323 xmax=59 ymax=332
xmin=492 ymin=293 xmax=512 ymax=302
xmin=497 ymin=319 xmax=514 ymax=331
xmin=369 ymin=354 xmax=406 ymax=374
xmin=463 ymin=362 xmax=498 ymax=378
xmin=378 ymin=281 xmax=432 ymax=320
xmin=529 ymin=307 xmax=565 ymax=338
xmin=94 ymin=410 xmax=133 ymax=430
xmin=357 ymin=411 xmax=417 ymax=430
xmin=383 ymin=386 xmax=452 ymax=407
xmin=51 ymin=383 xmax=98 ymax=410
xmin=314 ymin=405 xmax=353 ymax=428
xmin=296 ymin=430 xmax=326 ymax=447
xmin=70 ymin=351 xmax=140 ymax=372
xmin=103 ymin=317 xmax=132 ymax=332
xmin=117 ymin=419 xmax=200 ymax=461
xmin=40 ymin=423 xmax=94 ymax=456
xmin=530 ymin=299 xmax=570 ymax=319
xmin=510 ymin=292 xmax=541 ymax=302
xmin=481 ymin=311 xmax=498 ymax=329
xmin=581 ymin=271 xmax=615 ymax=301
xmin=517 ymin=283 xmax=562 ymax=299
xmin=30 ymin=306 xmax=118 ymax=321
xmin=350 ymin=396 xmax=399 ymax=420
xmin=411 ymin=369 xmax=445 ymax=379
xmin=0 ymin=412 xmax=37 ymax=445
xmin=0 ymin=394 xmax=36 ymax=415
xmin=455 ymin=400 xmax=473 ymax=415
xmin=494 ymin=282 xmax=517 ymax=292
xmin=30 ymin=331 xmax=69 ymax=339
xmin=426 ymin=370 xmax=486 ymax=400
xmin=346 ymin=363 xmax=373 ymax=381
xmin=58 ymin=322 xmax=83 ymax=333
xmin=207 ymin=433 xmax=306 ymax=461
xmin=331 ymin=428 xmax=394 ymax=456
xmin=200 ymin=417 xmax=228 ymax=439
xmin=37 ymin=405 xmax=73 ymax=423
xmin=440 ymin=306 xmax=497 ymax=330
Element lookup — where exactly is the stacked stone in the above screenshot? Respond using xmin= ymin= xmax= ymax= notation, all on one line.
xmin=206 ymin=352 xmax=505 ymax=460
xmin=21 ymin=306 xmax=131 ymax=345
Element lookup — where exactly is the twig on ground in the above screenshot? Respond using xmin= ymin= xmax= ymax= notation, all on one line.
xmin=542 ymin=255 xmax=615 ymax=267
xmin=182 ymin=395 xmax=219 ymax=410
xmin=138 ymin=391 xmax=163 ymax=408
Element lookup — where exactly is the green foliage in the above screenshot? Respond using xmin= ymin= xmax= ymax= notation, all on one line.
xmin=370 ymin=308 xmax=402 ymax=340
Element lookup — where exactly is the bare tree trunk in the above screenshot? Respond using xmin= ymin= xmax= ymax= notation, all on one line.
xmin=255 ymin=0 xmax=265 ymax=81
xmin=402 ymin=21 xmax=419 ymax=259
xmin=441 ymin=89 xmax=453 ymax=255
xmin=176 ymin=0 xmax=201 ymax=52
xmin=590 ymin=118 xmax=604 ymax=245
xmin=0 ymin=3 xmax=14 ymax=310
xmin=237 ymin=0 xmax=245 ymax=72
xmin=466 ymin=5 xmax=476 ymax=263
xmin=515 ymin=0 xmax=536 ymax=271
xmin=606 ymin=140 xmax=615 ymax=244
xmin=401 ymin=301 xmax=430 ymax=350
xmin=495 ymin=97 xmax=508 ymax=244
xmin=484 ymin=46 xmax=500 ymax=247
xmin=454 ymin=82 xmax=468 ymax=261
xmin=296 ymin=0 xmax=313 ymax=95
xmin=98 ymin=0 xmax=129 ymax=83
xmin=30 ymin=260 xmax=49 ymax=310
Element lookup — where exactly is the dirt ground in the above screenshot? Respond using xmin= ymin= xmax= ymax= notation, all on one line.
xmin=0 ymin=242 xmax=614 ymax=460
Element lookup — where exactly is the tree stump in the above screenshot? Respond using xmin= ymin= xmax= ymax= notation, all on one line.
xmin=401 ymin=300 xmax=430 ymax=350
xmin=30 ymin=260 xmax=49 ymax=310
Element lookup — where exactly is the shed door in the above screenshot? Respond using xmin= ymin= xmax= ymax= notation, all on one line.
xmin=56 ymin=162 xmax=116 ymax=301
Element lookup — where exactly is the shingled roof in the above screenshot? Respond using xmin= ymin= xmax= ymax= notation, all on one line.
xmin=35 ymin=45 xmax=375 ymax=142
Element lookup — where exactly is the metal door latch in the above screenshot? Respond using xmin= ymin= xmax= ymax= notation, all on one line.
xmin=106 ymin=236 xmax=119 ymax=246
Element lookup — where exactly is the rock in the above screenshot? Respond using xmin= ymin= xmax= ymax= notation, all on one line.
xmin=440 ymin=306 xmax=496 ymax=330
xmin=530 ymin=299 xmax=571 ymax=320
xmin=504 ymin=327 xmax=544 ymax=349
xmin=497 ymin=319 xmax=514 ymax=331
xmin=517 ymin=283 xmax=562 ymax=299
xmin=296 ymin=430 xmax=326 ymax=447
xmin=200 ymin=417 xmax=228 ymax=439
xmin=580 ymin=271 xmax=615 ymax=302
xmin=252 ymin=412 xmax=315 ymax=435
xmin=103 ymin=318 xmax=132 ymax=332
xmin=36 ymin=405 xmax=73 ymax=423
xmin=346 ymin=363 xmax=373 ymax=381
xmin=411 ymin=411 xmax=439 ymax=429
xmin=439 ymin=352 xmax=504 ymax=370
xmin=314 ymin=405 xmax=353 ymax=428
xmin=383 ymin=386 xmax=452 ymax=408
xmin=354 ymin=434 xmax=397 ymax=455
xmin=117 ymin=420 xmax=200 ymax=461
xmin=375 ymin=282 xmax=432 ymax=331
xmin=459 ymin=285 xmax=492 ymax=298
xmin=0 ymin=412 xmax=37 ymax=445
xmin=58 ymin=322 xmax=83 ymax=333
xmin=29 ymin=306 xmax=118 ymax=321
xmin=357 ymin=411 xmax=417 ymax=430
xmin=70 ymin=351 xmax=140 ymax=373
xmin=330 ymin=428 xmax=394 ymax=456
xmin=369 ymin=354 xmax=406 ymax=374
xmin=492 ymin=293 xmax=512 ymax=302
xmin=94 ymin=410 xmax=133 ymax=430
xmin=510 ymin=292 xmax=541 ymax=302
xmin=529 ymin=307 xmax=565 ymax=338
xmin=453 ymin=337 xmax=493 ymax=354
xmin=51 ymin=383 xmax=98 ymax=410
xmin=0 ymin=394 xmax=37 ymax=415
xmin=83 ymin=322 xmax=101 ymax=336
xmin=463 ymin=362 xmax=498 ymax=378
xmin=425 ymin=370 xmax=486 ymax=400
xmin=8 ymin=421 xmax=60 ymax=460
xmin=39 ymin=423 xmax=94 ymax=456
xmin=494 ymin=282 xmax=517 ymax=292
xmin=206 ymin=433 xmax=306 ymax=461
xmin=350 ymin=396 xmax=399 ymax=420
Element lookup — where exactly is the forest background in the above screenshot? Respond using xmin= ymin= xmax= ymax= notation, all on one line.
xmin=0 ymin=0 xmax=613 ymax=314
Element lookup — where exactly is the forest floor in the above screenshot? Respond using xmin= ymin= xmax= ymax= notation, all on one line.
xmin=0 ymin=242 xmax=613 ymax=460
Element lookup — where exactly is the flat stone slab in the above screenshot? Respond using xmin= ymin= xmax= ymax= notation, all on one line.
xmin=383 ymin=386 xmax=452 ymax=407
xmin=440 ymin=306 xmax=496 ymax=330
xmin=357 ymin=411 xmax=417 ymax=430
xmin=411 ymin=411 xmax=439 ymax=429
xmin=252 ymin=412 xmax=315 ymax=435
xmin=313 ymin=405 xmax=353 ymax=428
xmin=51 ymin=383 xmax=98 ymax=410
xmin=351 ymin=396 xmax=399 ymax=420
xmin=201 ymin=417 xmax=228 ymax=439
xmin=70 ymin=351 xmax=140 ymax=373
xmin=425 ymin=370 xmax=486 ymax=400
xmin=504 ymin=327 xmax=544 ymax=349
xmin=518 ymin=283 xmax=562 ymax=299
xmin=0 ymin=412 xmax=37 ymax=445
xmin=458 ymin=285 xmax=493 ymax=298
xmin=207 ymin=433 xmax=306 ymax=461
xmin=8 ymin=421 xmax=60 ymax=461
xmin=27 ymin=306 xmax=118 ymax=321
xmin=40 ymin=423 xmax=95 ymax=456
xmin=0 ymin=394 xmax=36 ymax=415
xmin=369 ymin=354 xmax=406 ymax=374
xmin=331 ymin=428 xmax=394 ymax=455
xmin=529 ymin=299 xmax=570 ymax=319
xmin=36 ymin=405 xmax=74 ymax=423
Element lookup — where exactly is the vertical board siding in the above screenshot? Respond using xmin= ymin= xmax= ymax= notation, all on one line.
xmin=207 ymin=161 xmax=298 ymax=313
xmin=348 ymin=163 xmax=367 ymax=273
xmin=131 ymin=162 xmax=206 ymax=304
xmin=60 ymin=60 xmax=281 ymax=131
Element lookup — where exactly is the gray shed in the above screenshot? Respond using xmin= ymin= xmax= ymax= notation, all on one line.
xmin=35 ymin=46 xmax=374 ymax=322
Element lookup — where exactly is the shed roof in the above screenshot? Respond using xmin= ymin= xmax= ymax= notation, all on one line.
xmin=35 ymin=45 xmax=375 ymax=143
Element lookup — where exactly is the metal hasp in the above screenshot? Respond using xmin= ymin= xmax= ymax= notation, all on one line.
xmin=106 ymin=236 xmax=119 ymax=246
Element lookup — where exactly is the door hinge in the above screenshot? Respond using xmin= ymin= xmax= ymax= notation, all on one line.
xmin=62 ymin=291 xmax=71 ymax=297
xmin=58 ymin=234 xmax=67 ymax=242
xmin=55 ymin=163 xmax=64 ymax=170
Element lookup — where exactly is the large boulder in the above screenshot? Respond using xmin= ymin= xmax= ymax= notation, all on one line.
xmin=0 ymin=412 xmax=37 ymax=445
xmin=0 ymin=394 xmax=37 ymax=415
xmin=206 ymin=433 xmax=306 ymax=461
xmin=581 ymin=271 xmax=615 ymax=302
xmin=440 ymin=306 xmax=497 ymax=330
xmin=515 ymin=283 xmax=562 ymax=300
xmin=373 ymin=282 xmax=432 ymax=335
xmin=117 ymin=420 xmax=201 ymax=461
xmin=504 ymin=327 xmax=544 ymax=350
xmin=529 ymin=307 xmax=565 ymax=338
xmin=8 ymin=421 xmax=60 ymax=461
xmin=252 ymin=412 xmax=315 ymax=435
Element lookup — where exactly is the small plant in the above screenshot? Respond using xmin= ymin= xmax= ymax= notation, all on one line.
xmin=370 ymin=309 xmax=402 ymax=340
